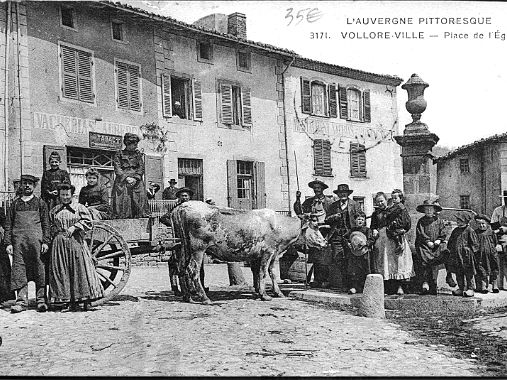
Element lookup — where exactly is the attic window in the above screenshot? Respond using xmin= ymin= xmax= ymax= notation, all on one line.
xmin=197 ymin=41 xmax=213 ymax=62
xmin=112 ymin=21 xmax=124 ymax=41
xmin=61 ymin=5 xmax=75 ymax=29
xmin=236 ymin=51 xmax=251 ymax=72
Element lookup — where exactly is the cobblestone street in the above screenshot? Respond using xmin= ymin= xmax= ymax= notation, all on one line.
xmin=0 ymin=264 xmax=481 ymax=376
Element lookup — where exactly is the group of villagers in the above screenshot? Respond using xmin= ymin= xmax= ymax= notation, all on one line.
xmin=0 ymin=133 xmax=153 ymax=312
xmin=295 ymin=179 xmax=507 ymax=297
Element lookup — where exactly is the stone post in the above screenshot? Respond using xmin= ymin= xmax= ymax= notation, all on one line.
xmin=358 ymin=274 xmax=385 ymax=318
xmin=394 ymin=74 xmax=440 ymax=290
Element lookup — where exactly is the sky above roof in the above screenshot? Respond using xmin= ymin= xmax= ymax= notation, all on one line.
xmin=126 ymin=1 xmax=507 ymax=149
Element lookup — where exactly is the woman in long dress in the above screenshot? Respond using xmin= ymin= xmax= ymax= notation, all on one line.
xmin=371 ymin=191 xmax=414 ymax=295
xmin=49 ymin=183 xmax=104 ymax=310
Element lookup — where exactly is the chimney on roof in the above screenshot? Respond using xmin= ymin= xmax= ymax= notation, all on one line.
xmin=193 ymin=14 xmax=228 ymax=34
xmin=227 ymin=12 xmax=246 ymax=39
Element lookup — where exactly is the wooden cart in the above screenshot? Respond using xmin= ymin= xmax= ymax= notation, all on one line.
xmin=87 ymin=201 xmax=180 ymax=306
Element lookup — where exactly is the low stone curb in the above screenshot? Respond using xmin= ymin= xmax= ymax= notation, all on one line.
xmin=289 ymin=289 xmax=507 ymax=315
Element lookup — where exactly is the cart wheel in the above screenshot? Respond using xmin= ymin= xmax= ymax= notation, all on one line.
xmin=85 ymin=221 xmax=131 ymax=306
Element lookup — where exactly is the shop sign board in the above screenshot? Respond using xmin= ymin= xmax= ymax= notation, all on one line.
xmin=89 ymin=132 xmax=123 ymax=150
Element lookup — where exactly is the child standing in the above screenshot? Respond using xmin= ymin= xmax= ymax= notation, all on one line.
xmin=386 ymin=189 xmax=411 ymax=255
xmin=494 ymin=216 xmax=507 ymax=290
xmin=474 ymin=214 xmax=501 ymax=293
xmin=448 ymin=212 xmax=479 ymax=297
xmin=41 ymin=151 xmax=70 ymax=211
xmin=346 ymin=212 xmax=375 ymax=294
xmin=414 ymin=200 xmax=454 ymax=295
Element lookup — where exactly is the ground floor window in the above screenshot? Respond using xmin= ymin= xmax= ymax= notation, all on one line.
xmin=178 ymin=158 xmax=203 ymax=201
xmin=353 ymin=196 xmax=365 ymax=212
xmin=67 ymin=147 xmax=115 ymax=199
xmin=227 ymin=160 xmax=265 ymax=210
xmin=460 ymin=195 xmax=470 ymax=210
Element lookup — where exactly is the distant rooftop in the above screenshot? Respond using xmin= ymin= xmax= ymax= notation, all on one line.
xmin=435 ymin=131 xmax=507 ymax=162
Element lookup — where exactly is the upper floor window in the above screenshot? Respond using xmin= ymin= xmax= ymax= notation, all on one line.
xmin=112 ymin=21 xmax=125 ymax=42
xmin=197 ymin=41 xmax=213 ymax=63
xmin=338 ymin=86 xmax=371 ymax=123
xmin=236 ymin=51 xmax=251 ymax=72
xmin=161 ymin=74 xmax=202 ymax=121
xmin=59 ymin=43 xmax=94 ymax=103
xmin=313 ymin=139 xmax=332 ymax=177
xmin=219 ymin=81 xmax=251 ymax=128
xmin=115 ymin=60 xmax=141 ymax=112
xmin=60 ymin=5 xmax=75 ymax=29
xmin=300 ymin=78 xmax=337 ymax=118
xmin=350 ymin=142 xmax=367 ymax=178
xmin=459 ymin=158 xmax=470 ymax=174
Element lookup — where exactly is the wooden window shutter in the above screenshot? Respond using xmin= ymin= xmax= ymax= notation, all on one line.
xmin=328 ymin=83 xmax=337 ymax=118
xmin=76 ymin=50 xmax=93 ymax=103
xmin=128 ymin=64 xmax=141 ymax=111
xmin=192 ymin=79 xmax=203 ymax=121
xmin=116 ymin=62 xmax=129 ymax=109
xmin=43 ymin=145 xmax=68 ymax=171
xmin=220 ymin=83 xmax=233 ymax=125
xmin=61 ymin=45 xmax=78 ymax=100
xmin=350 ymin=143 xmax=367 ymax=178
xmin=241 ymin=87 xmax=252 ymax=127
xmin=362 ymin=90 xmax=371 ymax=122
xmin=313 ymin=139 xmax=332 ymax=176
xmin=300 ymin=77 xmax=311 ymax=114
xmin=226 ymin=160 xmax=240 ymax=208
xmin=144 ymin=155 xmax=164 ymax=200
xmin=338 ymin=85 xmax=348 ymax=119
xmin=254 ymin=161 xmax=266 ymax=209
xmin=161 ymin=74 xmax=172 ymax=117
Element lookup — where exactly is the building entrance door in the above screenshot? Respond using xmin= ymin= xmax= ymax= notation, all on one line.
xmin=178 ymin=158 xmax=203 ymax=201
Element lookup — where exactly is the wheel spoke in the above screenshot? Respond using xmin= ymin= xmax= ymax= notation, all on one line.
xmin=93 ymin=234 xmax=116 ymax=257
xmin=96 ymin=250 xmax=125 ymax=261
xmin=97 ymin=272 xmax=117 ymax=287
xmin=96 ymin=264 xmax=125 ymax=271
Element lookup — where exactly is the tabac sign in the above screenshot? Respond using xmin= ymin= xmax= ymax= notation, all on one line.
xmin=89 ymin=132 xmax=123 ymax=150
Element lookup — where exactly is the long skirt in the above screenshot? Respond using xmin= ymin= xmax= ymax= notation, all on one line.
xmin=49 ymin=233 xmax=104 ymax=303
xmin=374 ymin=227 xmax=414 ymax=280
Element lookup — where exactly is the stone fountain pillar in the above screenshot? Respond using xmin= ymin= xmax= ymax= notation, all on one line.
xmin=394 ymin=74 xmax=440 ymax=290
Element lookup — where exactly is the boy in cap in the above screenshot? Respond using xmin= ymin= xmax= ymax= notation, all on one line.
xmin=447 ymin=212 xmax=479 ymax=297
xmin=5 ymin=175 xmax=50 ymax=312
xmin=474 ymin=214 xmax=501 ymax=293
xmin=414 ymin=199 xmax=454 ymax=295
xmin=41 ymin=151 xmax=70 ymax=211
xmin=345 ymin=212 xmax=375 ymax=294
xmin=112 ymin=133 xmax=149 ymax=218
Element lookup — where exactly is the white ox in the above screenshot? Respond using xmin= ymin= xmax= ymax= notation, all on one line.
xmin=170 ymin=201 xmax=306 ymax=304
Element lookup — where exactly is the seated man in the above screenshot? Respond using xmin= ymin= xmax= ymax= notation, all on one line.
xmin=78 ymin=168 xmax=111 ymax=220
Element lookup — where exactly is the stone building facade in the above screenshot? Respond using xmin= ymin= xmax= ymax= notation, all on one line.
xmin=0 ymin=1 xmax=404 ymax=218
xmin=284 ymin=59 xmax=403 ymax=216
xmin=436 ymin=132 xmax=507 ymax=216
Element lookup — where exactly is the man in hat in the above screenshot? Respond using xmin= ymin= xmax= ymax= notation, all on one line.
xmin=491 ymin=190 xmax=507 ymax=230
xmin=112 ymin=133 xmax=149 ymax=218
xmin=293 ymin=180 xmax=333 ymax=288
xmin=147 ymin=182 xmax=161 ymax=200
xmin=162 ymin=179 xmax=179 ymax=200
xmin=324 ymin=184 xmax=362 ymax=291
xmin=159 ymin=186 xmax=201 ymax=295
xmin=414 ymin=199 xmax=454 ymax=295
xmin=447 ymin=211 xmax=479 ymax=297
xmin=4 ymin=175 xmax=50 ymax=312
